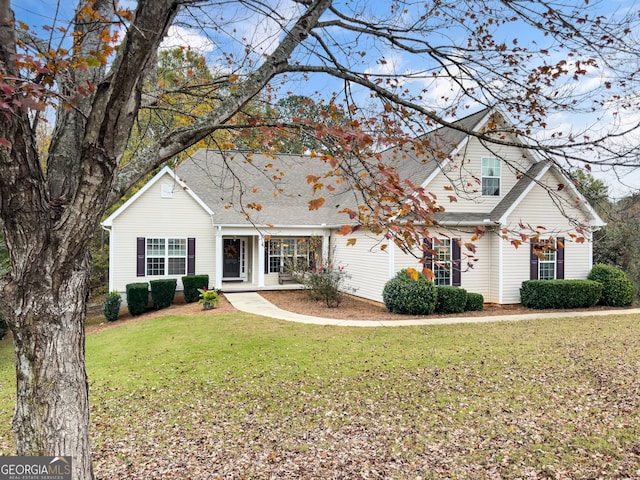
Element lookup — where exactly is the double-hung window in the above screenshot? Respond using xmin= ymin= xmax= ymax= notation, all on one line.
xmin=538 ymin=241 xmax=556 ymax=280
xmin=268 ymin=238 xmax=310 ymax=273
xmin=146 ymin=238 xmax=187 ymax=276
xmin=433 ymin=238 xmax=452 ymax=286
xmin=424 ymin=237 xmax=461 ymax=286
xmin=530 ymin=237 xmax=564 ymax=280
xmin=137 ymin=237 xmax=195 ymax=277
xmin=481 ymin=157 xmax=501 ymax=196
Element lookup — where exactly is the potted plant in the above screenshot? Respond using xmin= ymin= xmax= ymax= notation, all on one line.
xmin=198 ymin=287 xmax=220 ymax=310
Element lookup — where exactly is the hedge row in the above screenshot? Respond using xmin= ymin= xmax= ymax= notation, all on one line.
xmin=520 ymin=280 xmax=602 ymax=309
xmin=124 ymin=279 xmax=177 ymax=317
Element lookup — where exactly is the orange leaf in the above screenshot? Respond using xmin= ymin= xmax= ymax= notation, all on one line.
xmin=338 ymin=225 xmax=352 ymax=235
xmin=308 ymin=198 xmax=325 ymax=210
xmin=346 ymin=238 xmax=357 ymax=246
xmin=406 ymin=268 xmax=419 ymax=281
xmin=422 ymin=268 xmax=435 ymax=281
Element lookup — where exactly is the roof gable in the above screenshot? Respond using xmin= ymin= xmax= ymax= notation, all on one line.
xmin=102 ymin=166 xmax=213 ymax=227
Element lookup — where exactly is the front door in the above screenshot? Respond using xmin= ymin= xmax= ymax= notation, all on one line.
xmin=223 ymin=238 xmax=242 ymax=278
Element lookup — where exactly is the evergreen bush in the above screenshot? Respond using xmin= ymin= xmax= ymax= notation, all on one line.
xmin=465 ymin=292 xmax=484 ymax=312
xmin=126 ymin=282 xmax=149 ymax=316
xmin=182 ymin=275 xmax=209 ymax=303
xmin=435 ymin=286 xmax=468 ymax=314
xmin=520 ymin=279 xmax=602 ymax=309
xmin=150 ymin=278 xmax=177 ymax=310
xmin=587 ymin=263 xmax=635 ymax=307
xmin=102 ymin=291 xmax=122 ymax=322
xmin=383 ymin=269 xmax=436 ymax=315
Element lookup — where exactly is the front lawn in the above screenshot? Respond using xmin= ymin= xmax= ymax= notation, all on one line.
xmin=0 ymin=312 xmax=639 ymax=478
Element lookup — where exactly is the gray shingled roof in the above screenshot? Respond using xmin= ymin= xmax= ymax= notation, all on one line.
xmin=174 ymin=108 xmax=554 ymax=228
xmin=175 ymin=149 xmax=350 ymax=226
xmin=386 ymin=108 xmax=492 ymax=184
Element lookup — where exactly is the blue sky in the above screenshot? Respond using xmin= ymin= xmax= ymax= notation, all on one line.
xmin=11 ymin=0 xmax=640 ymax=199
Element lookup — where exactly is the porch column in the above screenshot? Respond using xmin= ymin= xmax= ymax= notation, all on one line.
xmin=322 ymin=231 xmax=330 ymax=261
xmin=258 ymin=235 xmax=265 ymax=287
xmin=215 ymin=226 xmax=223 ymax=290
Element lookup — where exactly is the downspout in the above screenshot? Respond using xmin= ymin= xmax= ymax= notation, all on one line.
xmin=100 ymin=223 xmax=114 ymax=293
xmin=388 ymin=236 xmax=395 ymax=279
xmin=215 ymin=225 xmax=223 ymax=290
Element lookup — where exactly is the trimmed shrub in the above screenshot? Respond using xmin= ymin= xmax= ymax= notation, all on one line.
xmin=383 ymin=269 xmax=437 ymax=315
xmin=520 ymin=279 xmax=602 ymax=309
xmin=126 ymin=282 xmax=149 ymax=316
xmin=465 ymin=292 xmax=484 ymax=312
xmin=102 ymin=291 xmax=122 ymax=322
xmin=435 ymin=286 xmax=468 ymax=314
xmin=587 ymin=263 xmax=635 ymax=307
xmin=150 ymin=279 xmax=177 ymax=310
xmin=182 ymin=275 xmax=210 ymax=303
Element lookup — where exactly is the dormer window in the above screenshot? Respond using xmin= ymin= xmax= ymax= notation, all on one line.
xmin=481 ymin=157 xmax=501 ymax=196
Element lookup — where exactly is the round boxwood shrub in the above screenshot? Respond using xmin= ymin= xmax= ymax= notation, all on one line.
xmin=587 ymin=264 xmax=635 ymax=307
xmin=465 ymin=292 xmax=484 ymax=312
xmin=435 ymin=286 xmax=468 ymax=314
xmin=383 ymin=269 xmax=436 ymax=315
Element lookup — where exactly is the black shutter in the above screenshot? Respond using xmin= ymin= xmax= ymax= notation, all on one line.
xmin=452 ymin=238 xmax=461 ymax=287
xmin=264 ymin=240 xmax=270 ymax=274
xmin=136 ymin=237 xmax=145 ymax=277
xmin=530 ymin=241 xmax=539 ymax=280
xmin=556 ymin=237 xmax=565 ymax=279
xmin=423 ymin=237 xmax=433 ymax=273
xmin=187 ymin=238 xmax=196 ymax=275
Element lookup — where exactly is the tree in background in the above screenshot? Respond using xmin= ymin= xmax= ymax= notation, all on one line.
xmin=1 ymin=1 xmax=639 ymax=478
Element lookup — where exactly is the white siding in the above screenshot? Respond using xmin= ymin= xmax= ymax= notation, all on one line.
xmin=331 ymin=231 xmax=392 ymax=303
xmin=331 ymin=227 xmax=498 ymax=304
xmin=425 ymin=136 xmax=534 ymax=213
xmin=499 ymin=169 xmax=594 ymax=303
xmin=397 ymin=227 xmax=498 ymax=303
xmin=108 ymin=172 xmax=216 ymax=294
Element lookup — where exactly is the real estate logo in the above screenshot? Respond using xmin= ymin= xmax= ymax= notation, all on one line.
xmin=0 ymin=456 xmax=71 ymax=480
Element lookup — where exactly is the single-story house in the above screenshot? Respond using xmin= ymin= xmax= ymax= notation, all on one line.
xmin=102 ymin=108 xmax=605 ymax=304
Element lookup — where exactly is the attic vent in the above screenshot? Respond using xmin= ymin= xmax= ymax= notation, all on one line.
xmin=161 ymin=183 xmax=173 ymax=198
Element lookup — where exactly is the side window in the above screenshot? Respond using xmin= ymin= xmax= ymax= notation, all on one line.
xmin=144 ymin=238 xmax=187 ymax=276
xmin=530 ymin=237 xmax=564 ymax=280
xmin=433 ymin=238 xmax=452 ymax=286
xmin=424 ymin=237 xmax=461 ymax=286
xmin=538 ymin=240 xmax=556 ymax=280
xmin=481 ymin=157 xmax=501 ymax=196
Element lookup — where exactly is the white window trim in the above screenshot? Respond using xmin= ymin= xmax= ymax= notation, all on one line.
xmin=538 ymin=241 xmax=557 ymax=280
xmin=146 ymin=237 xmax=187 ymax=276
xmin=481 ymin=157 xmax=501 ymax=196
xmin=268 ymin=237 xmax=310 ymax=273
xmin=433 ymin=238 xmax=452 ymax=286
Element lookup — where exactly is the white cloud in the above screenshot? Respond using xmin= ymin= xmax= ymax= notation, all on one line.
xmin=161 ymin=26 xmax=216 ymax=53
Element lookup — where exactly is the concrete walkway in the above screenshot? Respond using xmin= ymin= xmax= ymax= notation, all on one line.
xmin=224 ymin=292 xmax=640 ymax=327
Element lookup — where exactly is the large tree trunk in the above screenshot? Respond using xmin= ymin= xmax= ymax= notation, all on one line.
xmin=6 ymin=251 xmax=94 ymax=479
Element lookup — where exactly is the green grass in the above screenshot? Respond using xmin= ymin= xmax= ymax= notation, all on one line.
xmin=1 ymin=312 xmax=639 ymax=478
